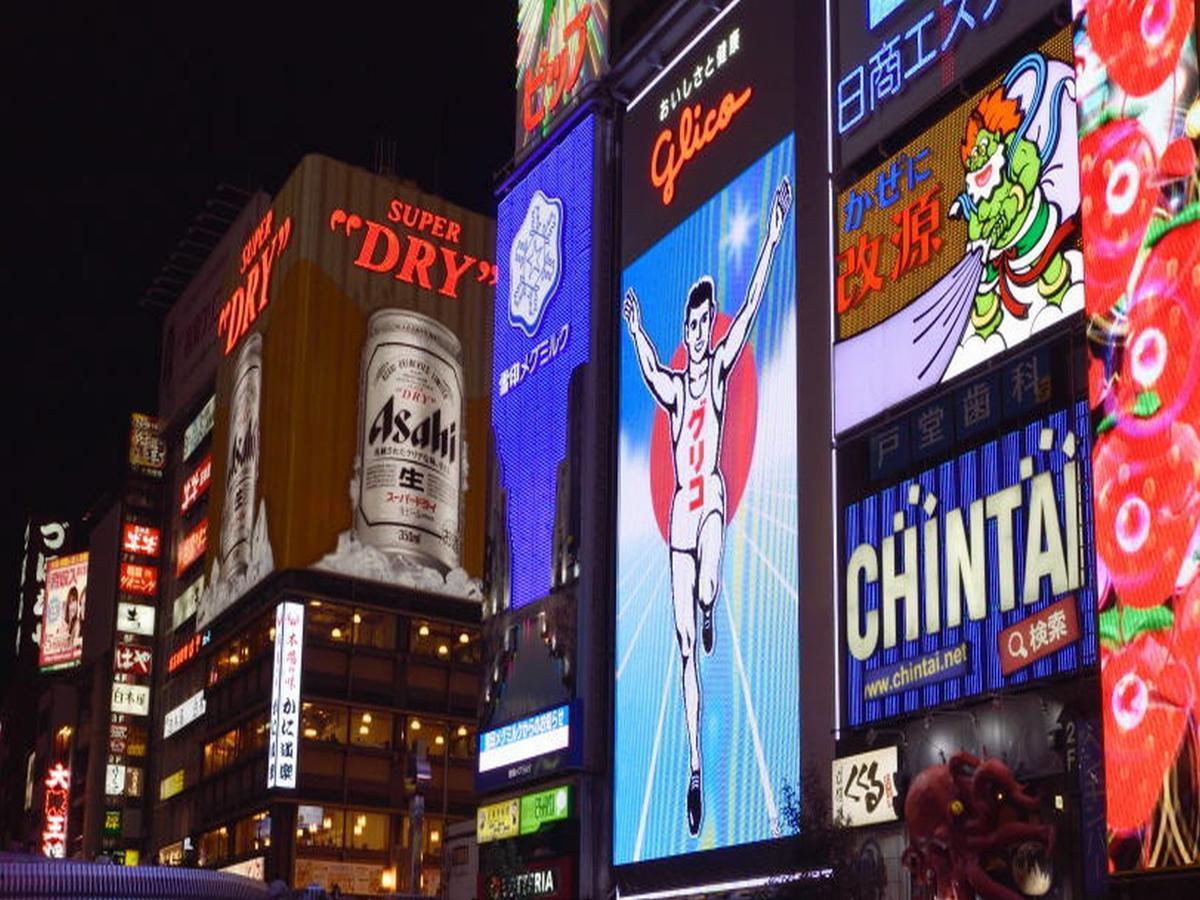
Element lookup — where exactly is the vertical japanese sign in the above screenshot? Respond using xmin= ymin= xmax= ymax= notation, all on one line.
xmin=39 ymin=552 xmax=88 ymax=671
xmin=128 ymin=412 xmax=166 ymax=477
xmin=492 ymin=114 xmax=595 ymax=609
xmin=831 ymin=746 xmax=899 ymax=827
xmin=267 ymin=601 xmax=304 ymax=789
xmin=17 ymin=518 xmax=70 ymax=661
xmin=842 ymin=404 xmax=1096 ymax=727
xmin=516 ymin=0 xmax=608 ymax=153
xmin=41 ymin=763 xmax=71 ymax=858
xmin=833 ymin=29 xmax=1082 ymax=434
xmin=833 ymin=0 xmax=1057 ymax=166
xmin=616 ymin=0 xmax=799 ymax=868
xmin=1075 ymin=0 xmax=1200 ymax=873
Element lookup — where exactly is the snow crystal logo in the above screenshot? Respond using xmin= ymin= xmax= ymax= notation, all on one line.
xmin=508 ymin=190 xmax=563 ymax=338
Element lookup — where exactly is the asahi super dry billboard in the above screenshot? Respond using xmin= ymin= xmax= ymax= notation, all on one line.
xmin=198 ymin=155 xmax=495 ymax=630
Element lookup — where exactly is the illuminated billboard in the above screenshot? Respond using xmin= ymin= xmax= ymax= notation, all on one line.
xmin=1075 ymin=0 xmax=1200 ymax=873
xmin=197 ymin=155 xmax=496 ymax=631
xmin=841 ymin=403 xmax=1097 ymax=727
xmin=128 ymin=412 xmax=165 ymax=477
xmin=834 ymin=0 xmax=1058 ymax=166
xmin=615 ymin=0 xmax=798 ymax=868
xmin=267 ymin=601 xmax=304 ymax=789
xmin=516 ymin=0 xmax=607 ymax=153
xmin=833 ymin=29 xmax=1081 ymax=434
xmin=39 ymin=552 xmax=87 ymax=671
xmin=41 ymin=764 xmax=70 ymax=858
xmin=492 ymin=114 xmax=595 ymax=610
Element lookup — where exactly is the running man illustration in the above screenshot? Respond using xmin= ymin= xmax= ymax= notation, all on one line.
xmin=622 ymin=176 xmax=792 ymax=836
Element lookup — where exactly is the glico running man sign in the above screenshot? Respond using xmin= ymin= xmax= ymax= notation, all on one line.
xmin=615 ymin=0 xmax=799 ymax=867
xmin=840 ymin=403 xmax=1098 ymax=727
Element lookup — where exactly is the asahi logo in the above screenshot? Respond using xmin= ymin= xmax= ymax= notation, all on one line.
xmin=230 ymin=424 xmax=258 ymax=475
xmin=367 ymin=395 xmax=457 ymax=463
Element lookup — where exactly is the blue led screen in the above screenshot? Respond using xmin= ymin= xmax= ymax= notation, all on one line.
xmin=842 ymin=402 xmax=1098 ymax=727
xmin=492 ymin=115 xmax=595 ymax=610
xmin=614 ymin=134 xmax=800 ymax=865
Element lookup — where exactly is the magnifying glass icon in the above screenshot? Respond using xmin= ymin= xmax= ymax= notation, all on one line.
xmin=1008 ymin=630 xmax=1029 ymax=660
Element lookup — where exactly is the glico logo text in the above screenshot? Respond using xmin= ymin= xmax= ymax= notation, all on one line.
xmin=650 ymin=86 xmax=752 ymax=205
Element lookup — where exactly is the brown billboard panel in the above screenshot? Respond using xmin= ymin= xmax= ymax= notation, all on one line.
xmin=198 ymin=155 xmax=495 ymax=629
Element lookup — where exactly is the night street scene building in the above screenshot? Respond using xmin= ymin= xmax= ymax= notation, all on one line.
xmin=4 ymin=1 xmax=1200 ymax=898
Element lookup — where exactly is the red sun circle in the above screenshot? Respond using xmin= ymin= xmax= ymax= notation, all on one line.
xmin=647 ymin=313 xmax=758 ymax=544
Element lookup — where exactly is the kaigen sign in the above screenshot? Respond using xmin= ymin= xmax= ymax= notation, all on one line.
xmin=833 ymin=29 xmax=1081 ymax=434
xmin=832 ymin=746 xmax=899 ymax=828
xmin=516 ymin=0 xmax=607 ymax=152
xmin=39 ymin=553 xmax=87 ymax=671
xmin=492 ymin=114 xmax=594 ymax=609
xmin=1075 ymin=0 xmax=1200 ymax=873
xmin=267 ymin=601 xmax=304 ymax=789
xmin=842 ymin=403 xmax=1097 ymax=727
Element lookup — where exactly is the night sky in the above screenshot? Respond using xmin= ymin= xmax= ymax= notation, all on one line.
xmin=3 ymin=6 xmax=515 ymax=658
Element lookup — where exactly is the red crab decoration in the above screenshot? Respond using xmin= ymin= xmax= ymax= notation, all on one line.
xmin=902 ymin=753 xmax=1054 ymax=900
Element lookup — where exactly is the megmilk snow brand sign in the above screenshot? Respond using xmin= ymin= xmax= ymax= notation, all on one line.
xmin=492 ymin=114 xmax=595 ymax=609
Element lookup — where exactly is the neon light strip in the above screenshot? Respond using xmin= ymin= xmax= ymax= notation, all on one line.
xmin=478 ymin=721 xmax=571 ymax=773
xmin=618 ymin=870 xmax=831 ymax=899
xmin=627 ymin=0 xmax=746 ymax=112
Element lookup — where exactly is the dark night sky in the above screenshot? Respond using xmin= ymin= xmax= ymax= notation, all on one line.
xmin=2 ymin=6 xmax=515 ymax=658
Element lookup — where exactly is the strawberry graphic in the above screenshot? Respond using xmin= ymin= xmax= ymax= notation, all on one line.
xmin=1094 ymin=420 xmax=1200 ymax=608
xmin=1079 ymin=118 xmax=1159 ymax=316
xmin=1102 ymin=633 xmax=1191 ymax=830
xmin=1088 ymin=0 xmax=1195 ymax=97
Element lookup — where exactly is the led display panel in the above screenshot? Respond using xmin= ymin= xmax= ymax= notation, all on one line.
xmin=841 ymin=403 xmax=1097 ymax=727
xmin=833 ymin=0 xmax=1057 ymax=167
xmin=616 ymin=2 xmax=798 ymax=866
xmin=833 ymin=29 xmax=1081 ymax=434
xmin=39 ymin=552 xmax=87 ymax=671
xmin=516 ymin=0 xmax=607 ymax=153
xmin=1075 ymin=0 xmax=1200 ymax=873
xmin=492 ymin=114 xmax=594 ymax=610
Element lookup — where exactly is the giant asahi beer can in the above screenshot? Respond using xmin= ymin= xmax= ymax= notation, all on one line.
xmin=357 ymin=310 xmax=464 ymax=571
xmin=220 ymin=333 xmax=263 ymax=580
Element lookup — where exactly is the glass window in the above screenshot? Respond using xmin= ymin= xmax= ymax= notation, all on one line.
xmin=408 ymin=620 xmax=456 ymax=660
xmin=234 ymin=811 xmax=270 ymax=855
xmin=404 ymin=716 xmax=451 ymax=755
xmin=306 ymin=601 xmax=353 ymax=644
xmin=350 ymin=708 xmax=392 ymax=749
xmin=452 ymin=629 xmax=480 ymax=665
xmin=296 ymin=805 xmax=343 ymax=849
xmin=198 ymin=825 xmax=228 ymax=867
xmin=207 ymin=611 xmax=273 ymax=687
xmin=204 ymin=728 xmax=239 ymax=777
xmin=244 ymin=715 xmax=269 ymax=754
xmin=346 ymin=810 xmax=388 ymax=851
xmin=353 ymin=608 xmax=395 ymax=649
xmin=301 ymin=703 xmax=348 ymax=744
xmin=449 ymin=723 xmax=474 ymax=760
xmin=424 ymin=817 xmax=444 ymax=856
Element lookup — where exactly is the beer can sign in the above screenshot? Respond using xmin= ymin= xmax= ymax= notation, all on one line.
xmin=220 ymin=333 xmax=263 ymax=580
xmin=357 ymin=310 xmax=464 ymax=571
